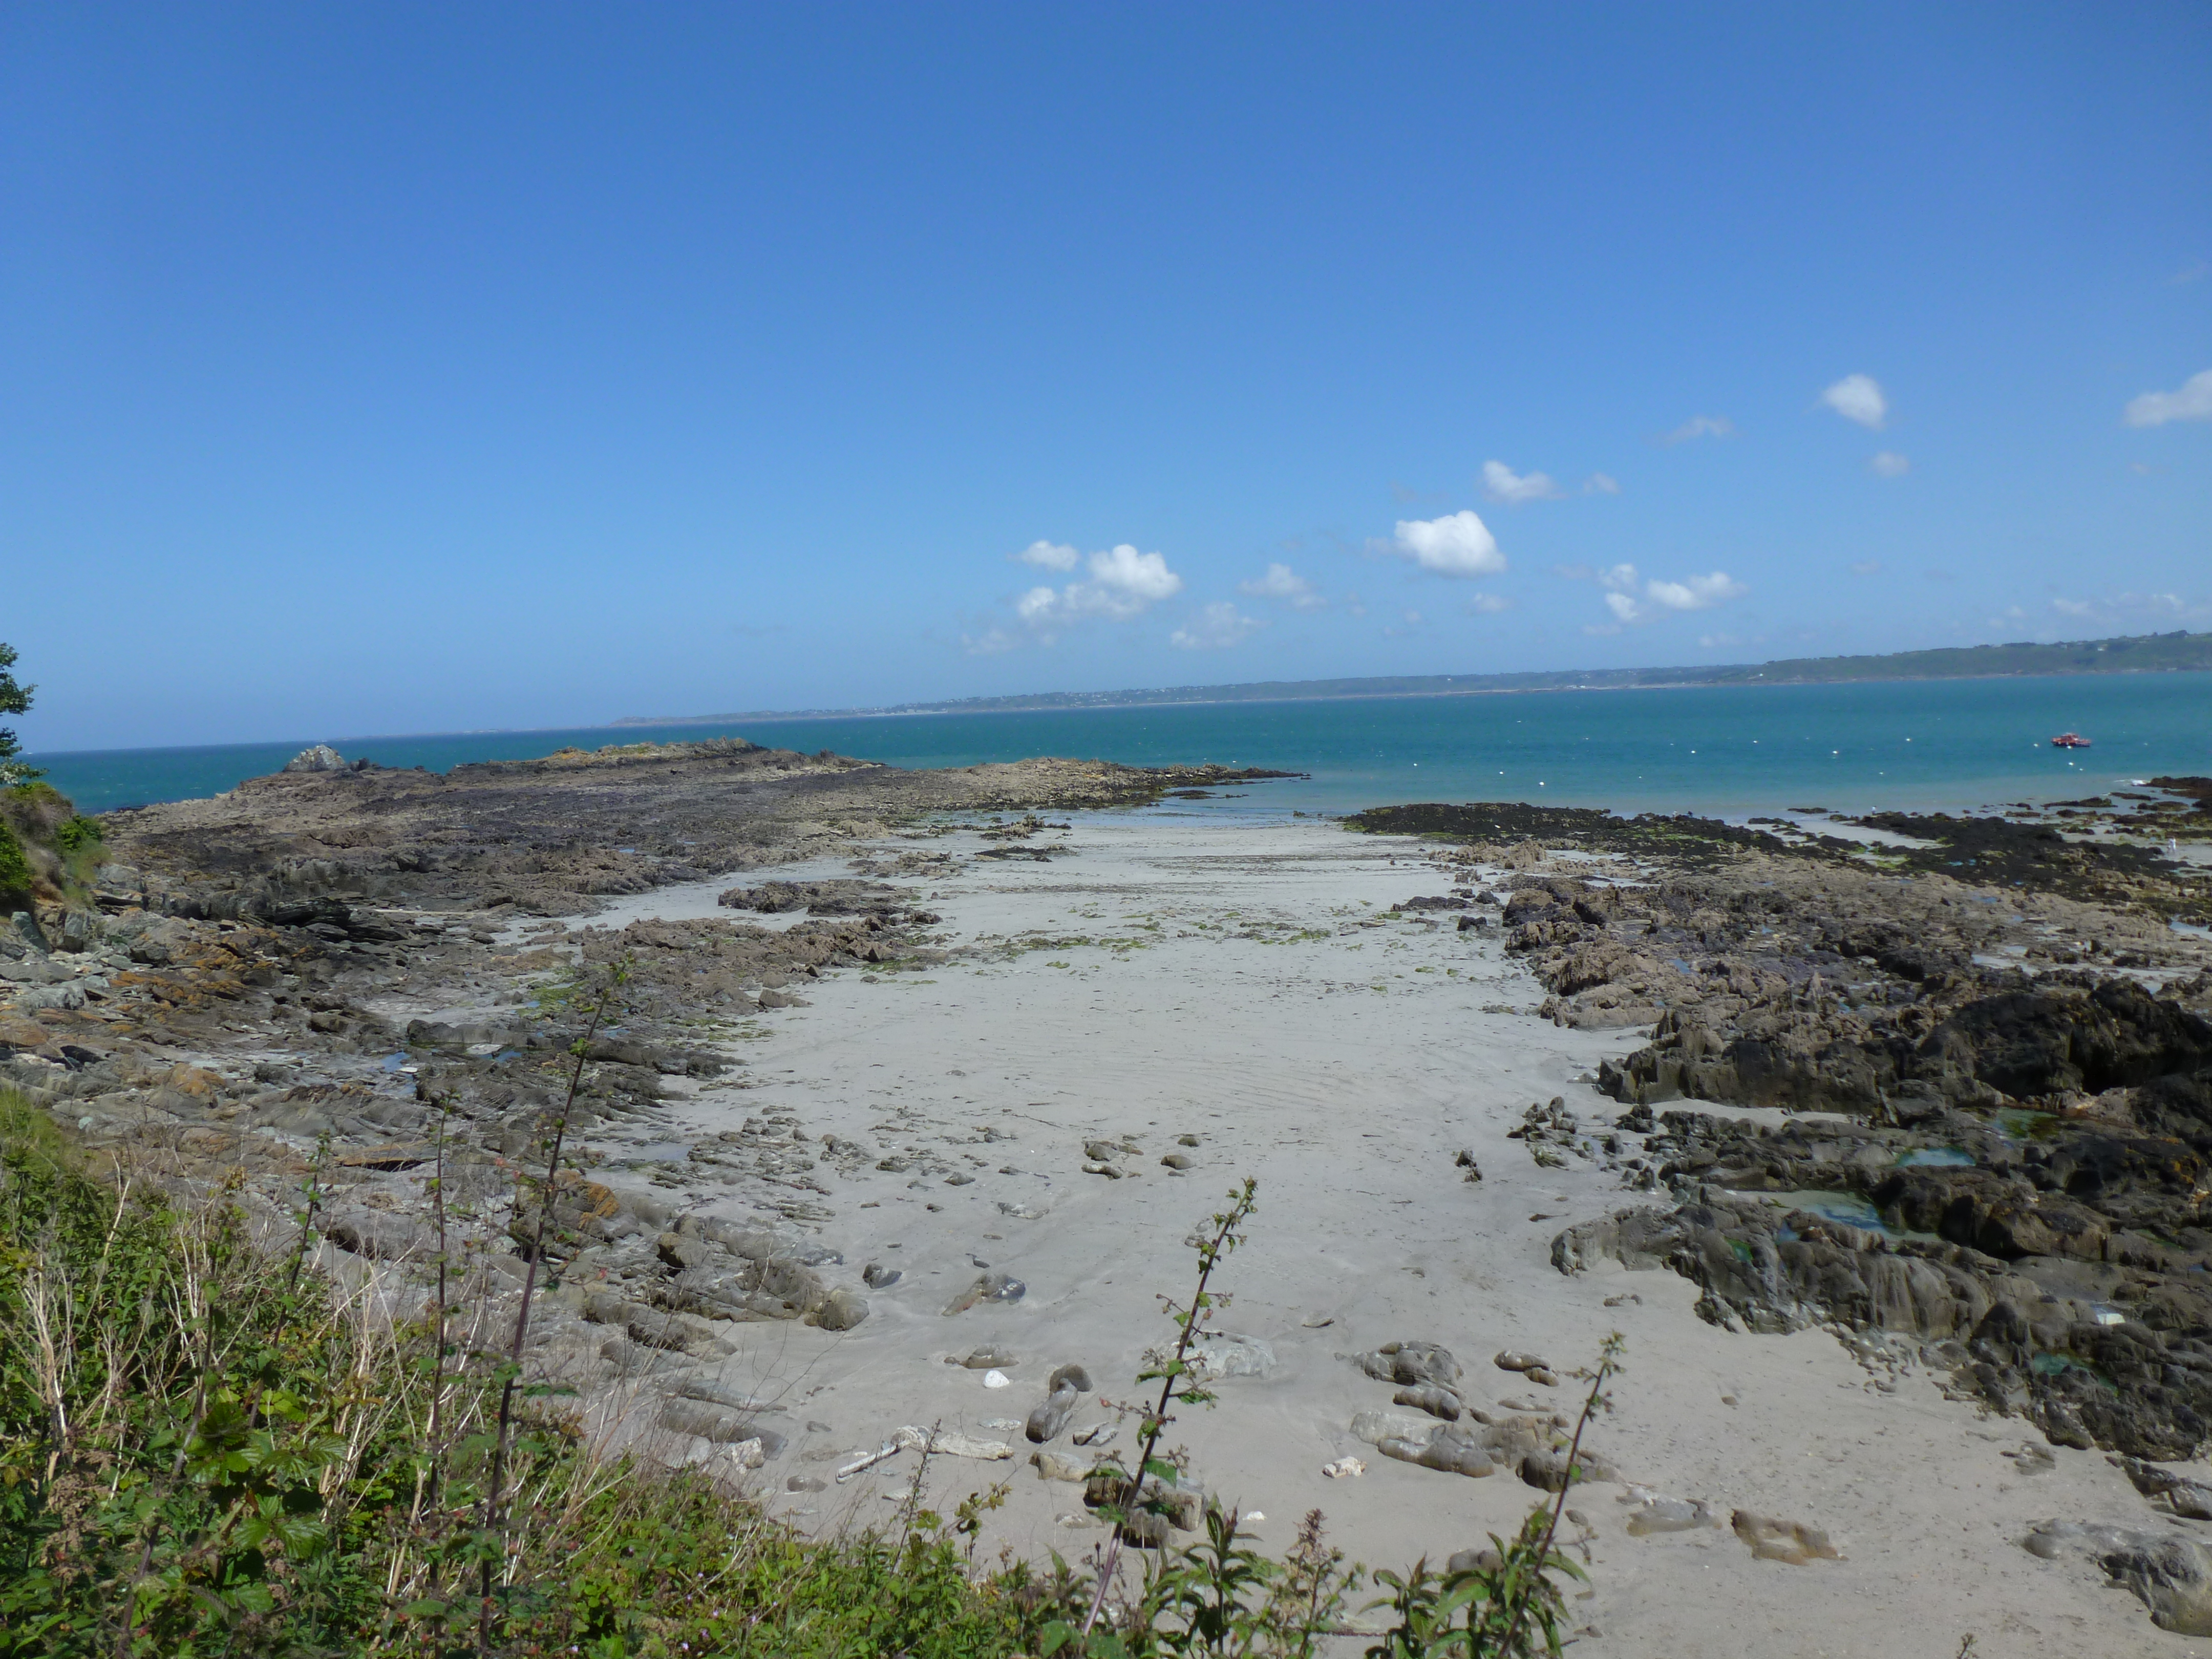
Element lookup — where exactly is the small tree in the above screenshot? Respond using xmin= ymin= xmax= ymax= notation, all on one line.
xmin=0 ymin=642 xmax=39 ymax=785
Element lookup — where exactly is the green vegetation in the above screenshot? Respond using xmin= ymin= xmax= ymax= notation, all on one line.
xmin=54 ymin=815 xmax=104 ymax=858
xmin=0 ymin=779 xmax=104 ymax=910
xmin=0 ymin=647 xmax=101 ymax=906
xmin=0 ymin=826 xmax=28 ymax=907
xmin=0 ymin=644 xmax=36 ymax=786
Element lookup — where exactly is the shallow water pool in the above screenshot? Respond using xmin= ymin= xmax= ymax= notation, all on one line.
xmin=1894 ymin=1146 xmax=1976 ymax=1168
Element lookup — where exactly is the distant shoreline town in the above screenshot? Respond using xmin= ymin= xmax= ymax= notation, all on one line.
xmin=614 ymin=628 xmax=2212 ymax=727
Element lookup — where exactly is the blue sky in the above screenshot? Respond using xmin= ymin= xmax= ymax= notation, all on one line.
xmin=5 ymin=3 xmax=2209 ymax=751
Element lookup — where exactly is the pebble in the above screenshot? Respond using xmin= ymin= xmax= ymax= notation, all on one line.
xmin=941 ymin=1272 xmax=1026 ymax=1315
xmin=894 ymin=1426 xmax=1011 ymax=1461
xmin=983 ymin=1369 xmax=1012 ymax=1388
xmin=1322 ymin=1456 xmax=1367 ymax=1479
xmin=1027 ymin=1384 xmax=1081 ymax=1442
xmin=1731 ymin=1509 xmax=1841 ymax=1564
xmin=1619 ymin=1486 xmax=1721 ymax=1536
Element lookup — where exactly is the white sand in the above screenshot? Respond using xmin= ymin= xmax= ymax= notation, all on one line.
xmin=580 ymin=811 xmax=2192 ymax=1657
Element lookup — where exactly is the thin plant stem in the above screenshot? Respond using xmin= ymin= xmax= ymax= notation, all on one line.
xmin=1080 ymin=1178 xmax=1257 ymax=1644
xmin=478 ymin=963 xmax=624 ymax=1654
xmin=424 ymin=1091 xmax=453 ymax=1514
xmin=1496 ymin=1333 xmax=1620 ymax=1658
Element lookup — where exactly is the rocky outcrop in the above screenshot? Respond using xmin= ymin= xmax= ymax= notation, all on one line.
xmin=1559 ymin=1164 xmax=2212 ymax=1460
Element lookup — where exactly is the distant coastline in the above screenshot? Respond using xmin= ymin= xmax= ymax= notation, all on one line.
xmin=615 ymin=629 xmax=2212 ymax=726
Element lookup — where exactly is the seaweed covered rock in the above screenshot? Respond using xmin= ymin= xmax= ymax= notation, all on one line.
xmin=1556 ymin=1196 xmax=2212 ymax=1460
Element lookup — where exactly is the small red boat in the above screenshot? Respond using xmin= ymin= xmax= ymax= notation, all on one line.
xmin=2052 ymin=732 xmax=2092 ymax=749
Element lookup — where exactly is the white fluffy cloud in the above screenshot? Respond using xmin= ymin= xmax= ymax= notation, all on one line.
xmin=1387 ymin=510 xmax=1506 ymax=578
xmin=1821 ymin=374 xmax=1888 ymax=430
xmin=2124 ymin=368 xmax=2212 ymax=427
xmin=1481 ymin=460 xmax=1564 ymax=504
xmin=1014 ymin=540 xmax=1080 ymax=571
xmin=1595 ymin=563 xmax=1747 ymax=625
xmin=1087 ymin=544 xmax=1182 ymax=604
xmin=1660 ymin=414 xmax=1734 ymax=445
xmin=1238 ymin=562 xmax=1323 ymax=609
xmin=1868 ymin=451 xmax=1910 ymax=477
xmin=1170 ymin=602 xmax=1262 ymax=649
xmin=1015 ymin=543 xmax=1185 ymax=630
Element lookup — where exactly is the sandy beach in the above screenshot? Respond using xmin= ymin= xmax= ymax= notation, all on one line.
xmin=540 ymin=809 xmax=2179 ymax=1659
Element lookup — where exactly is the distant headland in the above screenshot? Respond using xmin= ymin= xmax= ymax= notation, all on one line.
xmin=615 ymin=628 xmax=2212 ymax=725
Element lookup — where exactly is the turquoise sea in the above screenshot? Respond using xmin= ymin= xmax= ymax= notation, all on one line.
xmin=26 ymin=672 xmax=2212 ymax=819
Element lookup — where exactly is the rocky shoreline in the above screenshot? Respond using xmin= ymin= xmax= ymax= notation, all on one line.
xmin=10 ymin=744 xmax=2212 ymax=1643
xmin=0 ymin=740 xmax=1306 ymax=1458
xmin=1352 ymin=788 xmax=2212 ymax=1632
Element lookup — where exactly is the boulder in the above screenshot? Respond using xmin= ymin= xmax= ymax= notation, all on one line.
xmin=2102 ymin=1536 xmax=2212 ymax=1633
xmin=811 ymin=1287 xmax=870 ymax=1331
xmin=657 ymin=1399 xmax=787 ymax=1455
xmin=322 ymin=1208 xmax=436 ymax=1263
xmin=1378 ymin=1426 xmax=1494 ymax=1478
xmin=1520 ymin=1447 xmax=1619 ymax=1491
xmin=1351 ymin=1341 xmax=1460 ymax=1388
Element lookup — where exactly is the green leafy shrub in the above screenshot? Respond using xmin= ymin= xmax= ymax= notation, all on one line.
xmin=53 ymin=816 xmax=102 ymax=856
xmin=0 ymin=643 xmax=35 ymax=787
xmin=0 ymin=824 xmax=30 ymax=902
